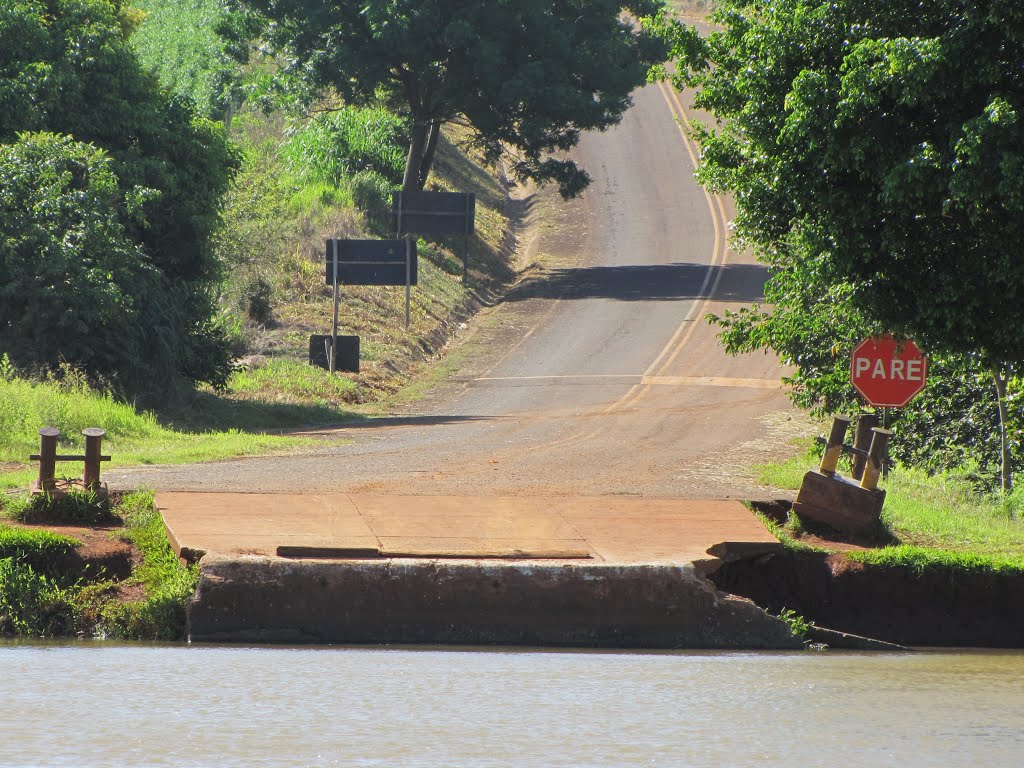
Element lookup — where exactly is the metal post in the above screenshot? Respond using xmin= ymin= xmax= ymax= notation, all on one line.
xmin=851 ymin=412 xmax=879 ymax=481
xmin=818 ymin=416 xmax=852 ymax=475
xmin=37 ymin=427 xmax=60 ymax=492
xmin=463 ymin=193 xmax=471 ymax=282
xmin=882 ymin=407 xmax=891 ymax=479
xmin=331 ymin=239 xmax=339 ymax=375
xmin=405 ymin=237 xmax=412 ymax=328
xmin=82 ymin=427 xmax=106 ymax=490
xmin=860 ymin=428 xmax=893 ymax=491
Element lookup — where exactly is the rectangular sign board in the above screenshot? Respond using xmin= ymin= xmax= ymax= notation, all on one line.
xmin=392 ymin=191 xmax=475 ymax=235
xmin=309 ymin=334 xmax=359 ymax=373
xmin=325 ymin=239 xmax=417 ymax=286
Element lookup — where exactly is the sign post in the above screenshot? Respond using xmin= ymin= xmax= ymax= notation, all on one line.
xmin=317 ymin=238 xmax=420 ymax=374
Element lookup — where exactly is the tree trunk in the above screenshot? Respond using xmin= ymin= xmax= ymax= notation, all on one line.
xmin=992 ymin=368 xmax=1013 ymax=492
xmin=418 ymin=120 xmax=441 ymax=190
xmin=402 ymin=120 xmax=429 ymax=192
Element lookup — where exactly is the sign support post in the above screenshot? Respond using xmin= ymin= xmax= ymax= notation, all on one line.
xmin=330 ymin=239 xmax=339 ymax=375
xmin=405 ymin=237 xmax=412 ymax=328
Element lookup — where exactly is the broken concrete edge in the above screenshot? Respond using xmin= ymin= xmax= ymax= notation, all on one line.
xmin=185 ymin=554 xmax=805 ymax=650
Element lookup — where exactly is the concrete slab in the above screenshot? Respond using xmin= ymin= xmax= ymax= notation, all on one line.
xmin=157 ymin=492 xmax=780 ymax=565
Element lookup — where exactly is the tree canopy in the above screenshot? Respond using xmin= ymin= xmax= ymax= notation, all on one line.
xmin=662 ymin=0 xmax=1024 ymax=366
xmin=656 ymin=0 xmax=1024 ymax=487
xmin=227 ymin=0 xmax=668 ymax=196
xmin=0 ymin=0 xmax=239 ymax=393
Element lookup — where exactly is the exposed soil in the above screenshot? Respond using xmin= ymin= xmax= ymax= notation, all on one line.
xmin=713 ymin=502 xmax=1024 ymax=647
xmin=2 ymin=490 xmax=138 ymax=588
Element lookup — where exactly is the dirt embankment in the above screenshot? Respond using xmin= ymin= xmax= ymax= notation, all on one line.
xmin=710 ymin=551 xmax=1024 ymax=647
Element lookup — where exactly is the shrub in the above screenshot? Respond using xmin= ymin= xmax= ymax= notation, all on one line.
xmin=282 ymin=106 xmax=408 ymax=186
xmin=0 ymin=557 xmax=76 ymax=637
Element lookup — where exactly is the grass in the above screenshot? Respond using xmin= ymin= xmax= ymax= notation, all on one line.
xmin=0 ymin=491 xmax=200 ymax=640
xmin=757 ymin=449 xmax=1024 ymax=572
xmin=0 ymin=525 xmax=80 ymax=569
xmin=86 ymin=491 xmax=199 ymax=641
xmin=3 ymin=490 xmax=117 ymax=526
xmin=0 ymin=372 xmax=337 ymax=491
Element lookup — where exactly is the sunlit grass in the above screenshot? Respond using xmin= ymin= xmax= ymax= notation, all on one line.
xmin=226 ymin=358 xmax=361 ymax=405
xmin=0 ymin=374 xmax=330 ymax=492
xmin=757 ymin=450 xmax=1024 ymax=569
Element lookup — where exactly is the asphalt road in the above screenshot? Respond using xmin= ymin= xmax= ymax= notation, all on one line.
xmin=109 ymin=82 xmax=803 ymax=500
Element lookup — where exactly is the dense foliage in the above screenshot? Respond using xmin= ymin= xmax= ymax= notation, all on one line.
xmin=658 ymin=0 xmax=1024 ymax=487
xmin=132 ymin=0 xmax=242 ymax=122
xmin=282 ymin=106 xmax=410 ymax=187
xmin=0 ymin=0 xmax=239 ymax=394
xmin=227 ymin=0 xmax=668 ymax=195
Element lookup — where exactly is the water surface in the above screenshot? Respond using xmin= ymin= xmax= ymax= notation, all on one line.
xmin=2 ymin=643 xmax=1022 ymax=767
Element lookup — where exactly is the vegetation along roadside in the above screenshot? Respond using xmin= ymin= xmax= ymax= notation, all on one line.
xmin=0 ymin=491 xmax=195 ymax=640
xmin=709 ymin=449 xmax=1024 ymax=647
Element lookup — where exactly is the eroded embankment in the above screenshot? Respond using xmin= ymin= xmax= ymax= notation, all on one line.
xmin=709 ymin=551 xmax=1024 ymax=647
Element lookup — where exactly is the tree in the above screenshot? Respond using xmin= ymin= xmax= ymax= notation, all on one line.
xmin=0 ymin=0 xmax=239 ymax=393
xmin=226 ymin=0 xmax=667 ymax=196
xmin=657 ymin=0 xmax=1024 ymax=489
xmin=0 ymin=134 xmax=156 ymax=383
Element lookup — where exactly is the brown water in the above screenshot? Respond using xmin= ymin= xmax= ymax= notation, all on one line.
xmin=2 ymin=643 xmax=1023 ymax=767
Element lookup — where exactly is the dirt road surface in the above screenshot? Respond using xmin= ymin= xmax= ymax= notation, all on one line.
xmin=108 ymin=82 xmax=807 ymax=501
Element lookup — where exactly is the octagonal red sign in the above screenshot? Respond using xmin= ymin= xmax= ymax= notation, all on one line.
xmin=850 ymin=336 xmax=928 ymax=407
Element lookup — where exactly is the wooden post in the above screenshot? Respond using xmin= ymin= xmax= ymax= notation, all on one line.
xmin=82 ymin=427 xmax=106 ymax=490
xmin=818 ymin=416 xmax=852 ymax=475
xmin=851 ymin=412 xmax=879 ymax=481
xmin=860 ymin=428 xmax=893 ymax=491
xmin=37 ymin=427 xmax=60 ymax=492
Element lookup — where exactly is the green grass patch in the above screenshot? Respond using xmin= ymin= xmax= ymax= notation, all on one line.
xmin=0 ymin=525 xmax=80 ymax=570
xmin=0 ymin=371 xmax=342 ymax=491
xmin=847 ymin=544 xmax=1024 ymax=574
xmin=2 ymin=490 xmax=117 ymax=526
xmin=757 ymin=452 xmax=1024 ymax=569
xmin=0 ymin=491 xmax=201 ymax=640
xmin=226 ymin=358 xmax=362 ymax=406
xmin=83 ymin=491 xmax=198 ymax=641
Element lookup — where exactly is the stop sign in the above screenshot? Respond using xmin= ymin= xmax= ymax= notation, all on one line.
xmin=850 ymin=336 xmax=928 ymax=407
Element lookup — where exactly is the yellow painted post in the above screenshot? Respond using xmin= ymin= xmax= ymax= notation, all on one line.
xmin=851 ymin=412 xmax=879 ymax=480
xmin=819 ymin=416 xmax=852 ymax=475
xmin=860 ymin=428 xmax=893 ymax=491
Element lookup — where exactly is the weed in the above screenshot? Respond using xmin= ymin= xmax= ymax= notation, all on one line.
xmin=0 ymin=558 xmax=76 ymax=637
xmin=92 ymin=491 xmax=198 ymax=640
xmin=4 ymin=491 xmax=117 ymax=526
xmin=777 ymin=608 xmax=811 ymax=640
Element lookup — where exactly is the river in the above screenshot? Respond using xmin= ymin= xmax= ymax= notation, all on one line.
xmin=2 ymin=643 xmax=1022 ymax=766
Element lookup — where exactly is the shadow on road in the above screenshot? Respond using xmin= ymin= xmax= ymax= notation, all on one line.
xmin=286 ymin=414 xmax=502 ymax=434
xmin=506 ymin=263 xmax=770 ymax=303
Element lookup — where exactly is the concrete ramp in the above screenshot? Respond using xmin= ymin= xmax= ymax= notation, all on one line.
xmin=156 ymin=493 xmax=794 ymax=648
xmin=156 ymin=493 xmax=781 ymax=565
